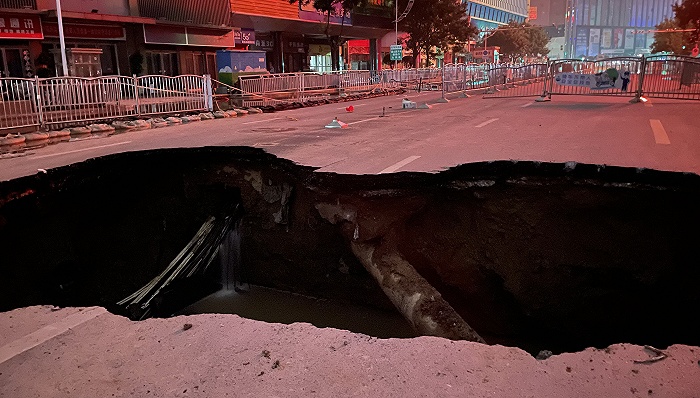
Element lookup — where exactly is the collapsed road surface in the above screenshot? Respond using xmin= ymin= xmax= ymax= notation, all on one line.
xmin=1 ymin=146 xmax=699 ymax=352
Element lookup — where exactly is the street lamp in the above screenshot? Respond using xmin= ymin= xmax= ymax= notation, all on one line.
xmin=55 ymin=0 xmax=69 ymax=76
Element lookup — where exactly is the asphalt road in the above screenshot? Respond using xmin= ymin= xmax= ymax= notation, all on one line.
xmin=1 ymin=90 xmax=698 ymax=181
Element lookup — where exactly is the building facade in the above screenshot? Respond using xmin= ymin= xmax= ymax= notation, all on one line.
xmin=0 ymin=1 xmax=44 ymax=78
xmin=564 ymin=0 xmax=678 ymax=58
xmin=135 ymin=0 xmax=234 ymax=77
xmin=2 ymin=0 xmax=394 ymax=78
xmin=527 ymin=0 xmax=566 ymax=59
xmin=528 ymin=0 xmax=566 ymax=26
xmin=229 ymin=0 xmax=393 ymax=73
xmin=0 ymin=0 xmax=237 ymax=77
xmin=464 ymin=0 xmax=529 ymax=31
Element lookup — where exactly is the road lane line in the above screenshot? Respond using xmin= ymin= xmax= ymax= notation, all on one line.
xmin=0 ymin=307 xmax=107 ymax=364
xmin=521 ymin=102 xmax=535 ymax=107
xmin=348 ymin=117 xmax=382 ymax=125
xmin=379 ymin=155 xmax=421 ymax=174
xmin=31 ymin=141 xmax=132 ymax=160
xmin=649 ymin=119 xmax=670 ymax=145
xmin=242 ymin=117 xmax=283 ymax=124
xmin=475 ymin=118 xmax=499 ymax=128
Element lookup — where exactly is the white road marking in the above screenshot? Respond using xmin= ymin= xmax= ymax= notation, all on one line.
xmin=649 ymin=119 xmax=670 ymax=145
xmin=521 ymin=102 xmax=535 ymax=108
xmin=242 ymin=117 xmax=284 ymax=125
xmin=0 ymin=307 xmax=107 ymax=364
xmin=379 ymin=155 xmax=421 ymax=174
xmin=475 ymin=118 xmax=499 ymax=128
xmin=31 ymin=141 xmax=132 ymax=160
xmin=347 ymin=117 xmax=382 ymax=125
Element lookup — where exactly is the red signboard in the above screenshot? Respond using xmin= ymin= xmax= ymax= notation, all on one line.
xmin=0 ymin=14 xmax=43 ymax=40
xmin=348 ymin=39 xmax=370 ymax=55
xmin=528 ymin=6 xmax=537 ymax=20
xmin=43 ymin=23 xmax=125 ymax=40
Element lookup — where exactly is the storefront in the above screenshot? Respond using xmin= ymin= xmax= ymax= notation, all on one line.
xmin=308 ymin=43 xmax=332 ymax=72
xmin=249 ymin=32 xmax=276 ymax=72
xmin=142 ymin=24 xmax=235 ymax=76
xmin=282 ymin=36 xmax=308 ymax=73
xmin=0 ymin=13 xmax=43 ymax=78
xmin=347 ymin=40 xmax=370 ymax=70
xmin=41 ymin=21 xmax=127 ymax=77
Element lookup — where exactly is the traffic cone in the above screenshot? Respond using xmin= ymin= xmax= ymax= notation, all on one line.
xmin=346 ymin=105 xmax=354 ymax=112
xmin=325 ymin=117 xmax=348 ymax=129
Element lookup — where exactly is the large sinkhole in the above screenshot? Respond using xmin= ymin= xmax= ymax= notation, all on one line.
xmin=1 ymin=147 xmax=699 ymax=355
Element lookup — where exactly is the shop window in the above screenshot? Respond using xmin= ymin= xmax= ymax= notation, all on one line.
xmin=146 ymin=51 xmax=178 ymax=76
xmin=206 ymin=53 xmax=217 ymax=78
xmin=178 ymin=51 xmax=217 ymax=76
xmin=51 ymin=48 xmax=103 ymax=77
xmin=0 ymin=48 xmax=27 ymax=78
xmin=310 ymin=54 xmax=332 ymax=72
xmin=181 ymin=52 xmax=196 ymax=75
xmin=350 ymin=53 xmax=369 ymax=70
xmin=98 ymin=45 xmax=118 ymax=75
xmin=193 ymin=53 xmax=206 ymax=75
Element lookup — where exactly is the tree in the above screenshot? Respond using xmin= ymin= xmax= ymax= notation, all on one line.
xmin=399 ymin=0 xmax=478 ymax=67
xmin=290 ymin=0 xmax=367 ymax=70
xmin=527 ymin=23 xmax=551 ymax=58
xmin=485 ymin=22 xmax=550 ymax=62
xmin=651 ymin=18 xmax=693 ymax=54
xmin=673 ymin=0 xmax=700 ymax=42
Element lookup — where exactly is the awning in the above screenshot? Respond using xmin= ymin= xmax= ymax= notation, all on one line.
xmin=230 ymin=13 xmax=391 ymax=40
xmin=143 ymin=24 xmax=235 ymax=47
xmin=137 ymin=0 xmax=230 ymax=26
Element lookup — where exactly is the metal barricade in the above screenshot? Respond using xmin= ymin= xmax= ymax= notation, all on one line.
xmin=0 ymin=78 xmax=40 ymax=131
xmin=442 ymin=64 xmax=464 ymax=93
xmin=483 ymin=63 xmax=548 ymax=98
xmin=641 ymin=55 xmax=700 ymax=100
xmin=135 ymin=75 xmax=207 ymax=116
xmin=239 ymin=73 xmax=303 ymax=105
xmin=546 ymin=57 xmax=642 ymax=98
xmin=380 ymin=69 xmax=403 ymax=89
xmin=38 ymin=76 xmax=129 ymax=126
xmin=300 ymin=72 xmax=341 ymax=102
xmin=7 ymin=56 xmax=700 ymax=134
xmin=463 ymin=64 xmax=490 ymax=90
xmin=340 ymin=70 xmax=375 ymax=90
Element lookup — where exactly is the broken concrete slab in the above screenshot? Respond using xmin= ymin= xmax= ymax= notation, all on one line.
xmin=1 ymin=306 xmax=698 ymax=398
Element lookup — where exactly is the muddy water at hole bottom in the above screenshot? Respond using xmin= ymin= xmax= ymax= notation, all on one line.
xmin=177 ymin=285 xmax=418 ymax=339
